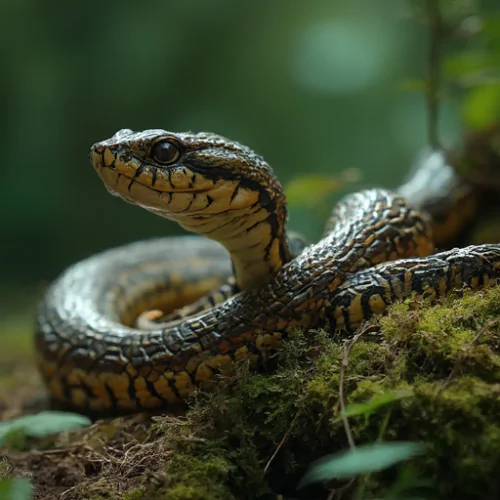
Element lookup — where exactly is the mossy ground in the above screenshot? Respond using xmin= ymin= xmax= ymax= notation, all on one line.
xmin=2 ymin=287 xmax=500 ymax=499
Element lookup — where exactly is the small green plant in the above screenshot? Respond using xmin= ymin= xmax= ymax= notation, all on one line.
xmin=0 ymin=478 xmax=33 ymax=500
xmin=0 ymin=411 xmax=91 ymax=446
xmin=299 ymin=441 xmax=424 ymax=486
xmin=341 ymin=390 xmax=413 ymax=424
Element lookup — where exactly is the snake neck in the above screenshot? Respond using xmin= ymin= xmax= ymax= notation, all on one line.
xmin=173 ymin=177 xmax=292 ymax=290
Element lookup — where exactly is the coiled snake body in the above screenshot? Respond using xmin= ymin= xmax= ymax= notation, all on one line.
xmin=36 ymin=129 xmax=500 ymax=412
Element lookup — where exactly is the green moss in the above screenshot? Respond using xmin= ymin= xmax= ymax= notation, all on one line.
xmin=122 ymin=489 xmax=147 ymax=500
xmin=150 ymin=287 xmax=500 ymax=499
xmin=72 ymin=483 xmax=116 ymax=500
xmin=162 ymin=484 xmax=228 ymax=500
xmin=163 ymin=455 xmax=235 ymax=500
xmin=380 ymin=287 xmax=500 ymax=384
xmin=0 ymin=427 xmax=30 ymax=452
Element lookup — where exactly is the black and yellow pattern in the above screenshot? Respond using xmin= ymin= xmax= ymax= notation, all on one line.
xmin=35 ymin=128 xmax=500 ymax=412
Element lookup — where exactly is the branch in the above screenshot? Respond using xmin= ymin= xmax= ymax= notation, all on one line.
xmin=426 ymin=0 xmax=444 ymax=149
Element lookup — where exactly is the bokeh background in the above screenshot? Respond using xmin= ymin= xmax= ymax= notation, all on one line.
xmin=1 ymin=0 xmax=499 ymax=320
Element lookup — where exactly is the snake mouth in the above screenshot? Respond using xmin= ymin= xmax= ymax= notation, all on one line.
xmin=101 ymin=163 xmax=216 ymax=198
xmin=91 ymin=147 xmax=217 ymax=196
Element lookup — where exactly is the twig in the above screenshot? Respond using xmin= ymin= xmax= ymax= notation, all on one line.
xmin=327 ymin=477 xmax=357 ymax=500
xmin=327 ymin=325 xmax=376 ymax=499
xmin=264 ymin=413 xmax=298 ymax=474
xmin=426 ymin=0 xmax=444 ymax=149
xmin=339 ymin=325 xmax=377 ymax=450
xmin=339 ymin=342 xmax=356 ymax=450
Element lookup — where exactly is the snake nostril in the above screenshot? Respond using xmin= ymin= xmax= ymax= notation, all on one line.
xmin=92 ymin=143 xmax=106 ymax=154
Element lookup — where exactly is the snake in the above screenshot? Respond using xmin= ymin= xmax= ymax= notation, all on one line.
xmin=35 ymin=128 xmax=500 ymax=413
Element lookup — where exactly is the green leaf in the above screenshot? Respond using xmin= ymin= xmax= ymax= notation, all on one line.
xmin=0 ymin=411 xmax=91 ymax=444
xmin=444 ymin=52 xmax=495 ymax=77
xmin=342 ymin=390 xmax=413 ymax=420
xmin=298 ymin=442 xmax=424 ymax=488
xmin=0 ymin=478 xmax=33 ymax=500
xmin=285 ymin=175 xmax=343 ymax=208
xmin=398 ymin=78 xmax=427 ymax=94
xmin=462 ymin=83 xmax=500 ymax=129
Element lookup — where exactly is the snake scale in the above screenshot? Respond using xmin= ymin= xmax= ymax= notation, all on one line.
xmin=35 ymin=128 xmax=500 ymax=412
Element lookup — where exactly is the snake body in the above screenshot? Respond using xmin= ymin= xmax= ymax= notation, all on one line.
xmin=35 ymin=129 xmax=500 ymax=412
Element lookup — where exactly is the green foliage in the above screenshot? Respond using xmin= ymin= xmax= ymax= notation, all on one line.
xmin=0 ymin=478 xmax=33 ymax=500
xmin=0 ymin=411 xmax=91 ymax=446
xmin=462 ymin=83 xmax=500 ymax=128
xmin=442 ymin=8 xmax=500 ymax=129
xmin=402 ymin=1 xmax=500 ymax=136
xmin=444 ymin=51 xmax=499 ymax=80
xmin=379 ymin=465 xmax=434 ymax=500
xmin=342 ymin=390 xmax=413 ymax=422
xmin=298 ymin=442 xmax=424 ymax=487
xmin=398 ymin=78 xmax=427 ymax=93
xmin=285 ymin=175 xmax=344 ymax=209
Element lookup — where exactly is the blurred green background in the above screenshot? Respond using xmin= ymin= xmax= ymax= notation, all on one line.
xmin=1 ymin=0 xmax=498 ymax=318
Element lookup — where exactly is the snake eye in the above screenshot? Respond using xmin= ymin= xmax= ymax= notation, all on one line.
xmin=151 ymin=140 xmax=181 ymax=165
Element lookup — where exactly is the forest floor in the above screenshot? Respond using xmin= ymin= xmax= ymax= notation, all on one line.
xmin=1 ymin=287 xmax=500 ymax=500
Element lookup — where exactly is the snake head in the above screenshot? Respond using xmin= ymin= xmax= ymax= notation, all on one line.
xmin=90 ymin=128 xmax=291 ymax=290
xmin=89 ymin=128 xmax=284 ymax=221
